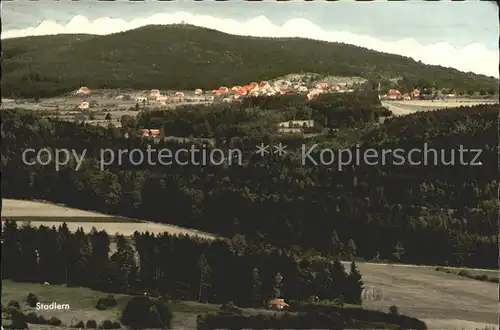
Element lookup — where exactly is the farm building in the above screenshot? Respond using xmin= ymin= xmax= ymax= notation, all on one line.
xmin=150 ymin=89 xmax=160 ymax=97
xmin=387 ymin=89 xmax=402 ymax=100
xmin=174 ymin=92 xmax=185 ymax=101
xmin=279 ymin=120 xmax=314 ymax=128
xmin=410 ymin=89 xmax=421 ymax=99
xmin=141 ymin=129 xmax=161 ymax=137
xmin=78 ymin=101 xmax=89 ymax=109
xmin=156 ymin=97 xmax=168 ymax=105
xmin=77 ymin=87 xmax=90 ymax=95
xmin=267 ymin=298 xmax=290 ymax=310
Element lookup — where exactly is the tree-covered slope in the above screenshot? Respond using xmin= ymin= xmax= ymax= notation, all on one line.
xmin=2 ymin=24 xmax=498 ymax=97
xmin=1 ymin=103 xmax=497 ymax=269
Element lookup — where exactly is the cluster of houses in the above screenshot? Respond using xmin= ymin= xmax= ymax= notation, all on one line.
xmin=73 ymin=79 xmax=357 ymax=110
xmin=135 ymin=79 xmax=355 ymax=106
xmin=208 ymin=80 xmax=354 ymax=103
xmin=380 ymin=88 xmax=421 ymax=101
xmin=141 ymin=129 xmax=161 ymax=138
xmin=380 ymin=88 xmax=459 ymax=101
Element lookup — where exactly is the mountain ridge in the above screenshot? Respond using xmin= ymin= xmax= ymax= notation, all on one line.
xmin=3 ymin=24 xmax=498 ymax=98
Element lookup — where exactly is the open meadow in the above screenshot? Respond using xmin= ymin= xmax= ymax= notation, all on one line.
xmin=382 ymin=98 xmax=498 ymax=116
xmin=1 ymin=199 xmax=217 ymax=240
xmin=351 ymin=262 xmax=498 ymax=329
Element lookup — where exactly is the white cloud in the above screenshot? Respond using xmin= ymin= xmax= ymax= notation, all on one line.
xmin=2 ymin=12 xmax=498 ymax=78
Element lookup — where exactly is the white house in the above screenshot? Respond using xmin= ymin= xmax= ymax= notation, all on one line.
xmin=278 ymin=120 xmax=314 ymax=128
xmin=78 ymin=101 xmax=89 ymax=110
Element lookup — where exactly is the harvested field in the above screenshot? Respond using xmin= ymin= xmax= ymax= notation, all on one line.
xmin=382 ymin=99 xmax=498 ymax=116
xmin=1 ymin=199 xmax=217 ymax=240
xmin=351 ymin=262 xmax=498 ymax=329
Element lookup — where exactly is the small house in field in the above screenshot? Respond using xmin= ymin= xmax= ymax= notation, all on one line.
xmin=156 ymin=97 xmax=168 ymax=105
xmin=279 ymin=120 xmax=314 ymax=129
xmin=195 ymin=89 xmax=203 ymax=96
xmin=267 ymin=298 xmax=289 ymax=310
xmin=387 ymin=89 xmax=402 ymax=100
xmin=141 ymin=129 xmax=161 ymax=138
xmin=150 ymin=89 xmax=160 ymax=97
xmin=149 ymin=129 xmax=161 ymax=137
xmin=77 ymin=87 xmax=90 ymax=95
xmin=410 ymin=89 xmax=421 ymax=99
xmin=78 ymin=101 xmax=89 ymax=109
xmin=174 ymin=92 xmax=185 ymax=101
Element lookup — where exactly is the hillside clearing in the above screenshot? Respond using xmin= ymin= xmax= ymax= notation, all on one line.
xmin=1 ymin=199 xmax=217 ymax=240
xmin=352 ymin=262 xmax=498 ymax=329
xmin=382 ymin=99 xmax=498 ymax=116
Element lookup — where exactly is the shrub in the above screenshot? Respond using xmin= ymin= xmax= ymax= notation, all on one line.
xmin=7 ymin=305 xmax=24 ymax=321
xmin=48 ymin=316 xmax=62 ymax=326
xmin=100 ymin=320 xmax=120 ymax=329
xmin=86 ymin=319 xmax=98 ymax=328
xmin=8 ymin=300 xmax=21 ymax=310
xmin=121 ymin=296 xmax=171 ymax=329
xmin=73 ymin=320 xmax=85 ymax=328
xmin=219 ymin=302 xmax=243 ymax=315
xmin=458 ymin=269 xmax=470 ymax=277
xmin=389 ymin=305 xmax=399 ymax=316
xmin=26 ymin=293 xmax=39 ymax=308
xmin=95 ymin=302 xmax=107 ymax=310
xmin=96 ymin=295 xmax=118 ymax=310
xmin=25 ymin=312 xmax=40 ymax=324
xmin=38 ymin=315 xmax=47 ymax=324
xmin=9 ymin=318 xmax=29 ymax=329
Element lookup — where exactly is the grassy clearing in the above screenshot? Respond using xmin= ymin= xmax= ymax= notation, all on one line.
xmin=1 ymin=280 xmax=222 ymax=328
xmin=1 ymin=199 xmax=218 ymax=240
xmin=354 ymin=262 xmax=498 ymax=327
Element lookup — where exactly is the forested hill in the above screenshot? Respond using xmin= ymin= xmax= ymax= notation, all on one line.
xmin=1 ymin=104 xmax=497 ymax=269
xmin=3 ymin=24 xmax=499 ymax=97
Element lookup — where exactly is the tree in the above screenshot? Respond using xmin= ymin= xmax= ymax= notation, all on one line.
xmin=331 ymin=230 xmax=343 ymax=259
xmin=110 ymin=235 xmax=138 ymax=292
xmin=329 ymin=259 xmax=346 ymax=300
xmin=105 ymin=113 xmax=112 ymax=120
xmin=392 ymin=241 xmax=405 ymax=262
xmin=198 ymin=254 xmax=211 ymax=302
xmin=251 ymin=268 xmax=262 ymax=306
xmin=121 ymin=296 xmax=171 ymax=329
xmin=345 ymin=262 xmax=363 ymax=304
xmin=346 ymin=239 xmax=357 ymax=260
xmin=271 ymin=273 xmax=283 ymax=299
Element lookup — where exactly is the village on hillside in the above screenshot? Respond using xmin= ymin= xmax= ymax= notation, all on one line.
xmin=1 ymin=73 xmax=497 ymax=141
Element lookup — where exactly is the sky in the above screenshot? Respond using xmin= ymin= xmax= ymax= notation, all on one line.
xmin=2 ymin=0 xmax=499 ymax=78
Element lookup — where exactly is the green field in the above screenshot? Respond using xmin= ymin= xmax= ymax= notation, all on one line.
xmin=1 ymin=280 xmax=222 ymax=329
